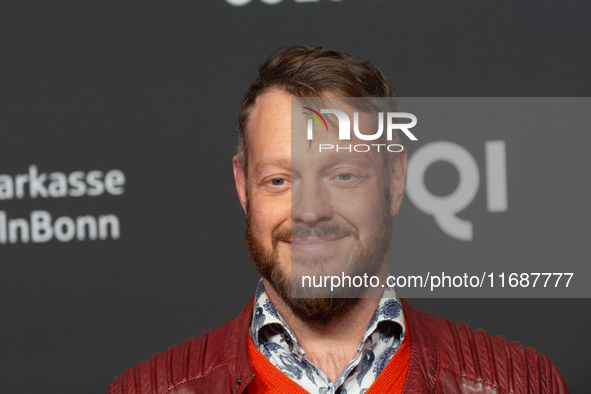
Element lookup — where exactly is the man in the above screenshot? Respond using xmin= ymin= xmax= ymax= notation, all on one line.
xmin=106 ymin=46 xmax=568 ymax=393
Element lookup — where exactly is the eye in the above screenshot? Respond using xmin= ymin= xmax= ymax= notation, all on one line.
xmin=270 ymin=178 xmax=285 ymax=186
xmin=337 ymin=173 xmax=353 ymax=181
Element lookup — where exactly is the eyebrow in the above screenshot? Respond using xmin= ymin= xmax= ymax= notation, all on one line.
xmin=324 ymin=155 xmax=378 ymax=173
xmin=253 ymin=158 xmax=291 ymax=175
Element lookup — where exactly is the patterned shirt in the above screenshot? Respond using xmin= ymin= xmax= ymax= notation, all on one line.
xmin=249 ymin=279 xmax=406 ymax=394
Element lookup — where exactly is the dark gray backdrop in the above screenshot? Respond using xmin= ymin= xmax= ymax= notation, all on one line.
xmin=0 ymin=1 xmax=589 ymax=392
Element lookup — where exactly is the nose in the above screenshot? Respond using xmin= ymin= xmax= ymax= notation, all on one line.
xmin=291 ymin=178 xmax=333 ymax=228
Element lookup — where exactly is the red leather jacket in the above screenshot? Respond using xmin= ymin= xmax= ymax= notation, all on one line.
xmin=106 ymin=298 xmax=568 ymax=393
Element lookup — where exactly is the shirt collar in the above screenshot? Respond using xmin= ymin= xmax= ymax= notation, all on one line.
xmin=249 ymin=278 xmax=406 ymax=355
xmin=250 ymin=279 xmax=305 ymax=354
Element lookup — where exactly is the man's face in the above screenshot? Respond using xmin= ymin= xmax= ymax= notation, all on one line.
xmin=233 ymin=89 xmax=407 ymax=324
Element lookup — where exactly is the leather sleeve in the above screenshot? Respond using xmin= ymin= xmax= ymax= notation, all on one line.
xmin=104 ymin=297 xmax=256 ymax=394
xmin=105 ymin=334 xmax=210 ymax=394
xmin=401 ymin=299 xmax=569 ymax=394
xmin=437 ymin=319 xmax=570 ymax=393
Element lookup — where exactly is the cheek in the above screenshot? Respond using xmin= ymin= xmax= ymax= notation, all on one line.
xmin=250 ymin=193 xmax=291 ymax=233
xmin=332 ymin=184 xmax=386 ymax=226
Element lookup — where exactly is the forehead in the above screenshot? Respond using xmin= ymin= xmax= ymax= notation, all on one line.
xmin=246 ymin=89 xmax=292 ymax=168
xmin=246 ymin=89 xmax=386 ymax=172
xmin=248 ymin=88 xmax=292 ymax=138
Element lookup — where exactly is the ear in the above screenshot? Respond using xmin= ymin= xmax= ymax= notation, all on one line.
xmin=233 ymin=155 xmax=247 ymax=213
xmin=389 ymin=149 xmax=407 ymax=217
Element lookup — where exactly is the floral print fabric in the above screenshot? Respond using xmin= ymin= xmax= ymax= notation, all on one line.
xmin=249 ymin=279 xmax=406 ymax=394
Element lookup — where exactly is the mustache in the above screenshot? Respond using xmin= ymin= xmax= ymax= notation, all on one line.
xmin=273 ymin=223 xmax=358 ymax=244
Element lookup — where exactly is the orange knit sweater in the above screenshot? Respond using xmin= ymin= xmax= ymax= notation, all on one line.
xmin=245 ymin=332 xmax=410 ymax=394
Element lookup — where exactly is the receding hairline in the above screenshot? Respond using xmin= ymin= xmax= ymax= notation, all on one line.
xmin=236 ymin=45 xmax=398 ymax=173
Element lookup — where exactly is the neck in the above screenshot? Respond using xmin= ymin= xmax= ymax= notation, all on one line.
xmin=263 ymin=263 xmax=388 ymax=382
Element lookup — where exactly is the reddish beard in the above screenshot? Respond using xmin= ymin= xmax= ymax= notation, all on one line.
xmin=244 ymin=199 xmax=393 ymax=327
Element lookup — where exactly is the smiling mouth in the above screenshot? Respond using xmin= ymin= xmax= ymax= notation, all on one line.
xmin=286 ymin=235 xmax=347 ymax=253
